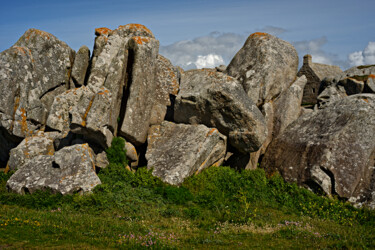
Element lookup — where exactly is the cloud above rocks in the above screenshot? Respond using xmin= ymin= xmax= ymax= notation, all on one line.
xmin=348 ymin=42 xmax=375 ymax=66
xmin=160 ymin=32 xmax=246 ymax=69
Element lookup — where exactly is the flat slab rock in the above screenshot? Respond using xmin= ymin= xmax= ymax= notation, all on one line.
xmin=146 ymin=121 xmax=227 ymax=185
xmin=261 ymin=94 xmax=375 ymax=208
xmin=6 ymin=144 xmax=101 ymax=195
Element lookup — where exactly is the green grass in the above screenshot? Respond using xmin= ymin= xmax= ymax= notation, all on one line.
xmin=0 ymin=139 xmax=374 ymax=249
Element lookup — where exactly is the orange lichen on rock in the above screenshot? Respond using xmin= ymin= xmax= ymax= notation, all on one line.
xmin=207 ymin=128 xmax=218 ymax=136
xmin=95 ymin=27 xmax=112 ymax=36
xmin=26 ymin=29 xmax=51 ymax=40
xmin=81 ymin=96 xmax=95 ymax=127
xmin=120 ymin=23 xmax=153 ymax=36
xmin=19 ymin=108 xmax=28 ymax=134
xmin=250 ymin=32 xmax=269 ymax=38
xmin=13 ymin=46 xmax=28 ymax=55
xmin=368 ymin=74 xmax=375 ymax=79
xmin=132 ymin=36 xmax=150 ymax=45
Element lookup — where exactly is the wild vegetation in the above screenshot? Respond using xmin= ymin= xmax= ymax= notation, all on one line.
xmin=0 ymin=138 xmax=374 ymax=249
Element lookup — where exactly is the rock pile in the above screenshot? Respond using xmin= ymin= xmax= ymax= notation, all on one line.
xmin=1 ymin=24 xmax=374 ymax=208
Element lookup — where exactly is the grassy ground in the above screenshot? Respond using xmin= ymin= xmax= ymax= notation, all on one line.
xmin=0 ymin=139 xmax=374 ymax=249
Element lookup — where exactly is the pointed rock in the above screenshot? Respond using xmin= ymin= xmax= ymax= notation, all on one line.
xmin=225 ymin=32 xmax=298 ymax=107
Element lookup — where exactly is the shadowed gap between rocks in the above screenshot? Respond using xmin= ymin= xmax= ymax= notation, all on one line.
xmin=0 ymin=127 xmax=23 ymax=168
xmin=39 ymin=82 xmax=67 ymax=100
xmin=117 ymin=48 xmax=134 ymax=137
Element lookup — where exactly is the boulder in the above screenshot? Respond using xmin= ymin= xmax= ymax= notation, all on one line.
xmin=6 ymin=144 xmax=101 ymax=195
xmin=261 ymin=94 xmax=375 ymax=208
xmin=146 ymin=121 xmax=226 ymax=185
xmin=149 ymin=55 xmax=180 ymax=125
xmin=174 ymin=69 xmax=267 ymax=153
xmin=70 ymin=45 xmax=90 ymax=87
xmin=125 ymin=141 xmax=138 ymax=165
xmin=7 ymin=132 xmax=60 ymax=171
xmin=95 ymin=151 xmax=109 ymax=169
xmin=225 ymin=32 xmax=298 ymax=106
xmin=47 ymin=86 xmax=113 ymax=148
xmin=119 ymin=36 xmax=160 ymax=145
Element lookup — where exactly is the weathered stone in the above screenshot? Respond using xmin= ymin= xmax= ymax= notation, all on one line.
xmin=90 ymin=28 xmax=112 ymax=70
xmin=119 ymin=36 xmax=160 ymax=145
xmin=365 ymin=75 xmax=375 ymax=93
xmin=6 ymin=143 xmax=101 ymax=195
xmin=247 ymin=76 xmax=307 ymax=169
xmin=7 ymin=132 xmax=59 ymax=171
xmin=87 ymin=33 xmax=128 ymax=133
xmin=112 ymin=24 xmax=155 ymax=38
xmin=261 ymin=94 xmax=375 ymax=208
xmin=225 ymin=32 xmax=298 ymax=106
xmin=71 ymin=45 xmax=90 ymax=87
xmin=215 ymin=65 xmax=226 ymax=72
xmin=317 ymin=85 xmax=347 ymax=109
xmin=47 ymin=86 xmax=113 ymax=148
xmin=125 ymin=142 xmax=138 ymax=163
xmin=95 ymin=151 xmax=109 ymax=169
xmin=174 ymin=69 xmax=267 ymax=153
xmin=338 ymin=77 xmax=364 ymax=95
xmin=0 ymin=29 xmax=74 ymax=136
xmin=149 ymin=55 xmax=180 ymax=125
xmin=146 ymin=121 xmax=226 ymax=185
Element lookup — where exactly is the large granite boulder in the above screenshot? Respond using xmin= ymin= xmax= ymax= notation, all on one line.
xmin=225 ymin=32 xmax=298 ymax=107
xmin=261 ymin=94 xmax=375 ymax=208
xmin=174 ymin=69 xmax=267 ymax=153
xmin=119 ymin=36 xmax=160 ymax=145
xmin=6 ymin=143 xmax=101 ymax=195
xmin=0 ymin=29 xmax=75 ymax=137
xmin=146 ymin=121 xmax=226 ymax=185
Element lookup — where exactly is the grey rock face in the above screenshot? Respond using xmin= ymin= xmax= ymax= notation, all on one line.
xmin=87 ymin=33 xmax=128 ymax=133
xmin=119 ymin=36 xmax=160 ymax=145
xmin=6 ymin=143 xmax=101 ymax=195
xmin=261 ymin=94 xmax=375 ymax=208
xmin=47 ymin=86 xmax=113 ymax=148
xmin=71 ymin=45 xmax=90 ymax=87
xmin=0 ymin=29 xmax=74 ymax=137
xmin=150 ymin=55 xmax=180 ymax=125
xmin=225 ymin=32 xmax=298 ymax=106
xmin=247 ymin=76 xmax=307 ymax=169
xmin=146 ymin=121 xmax=226 ymax=185
xmin=7 ymin=132 xmax=59 ymax=171
xmin=317 ymin=67 xmax=375 ymax=108
xmin=174 ymin=69 xmax=267 ymax=153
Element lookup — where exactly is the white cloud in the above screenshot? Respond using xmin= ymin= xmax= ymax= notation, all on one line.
xmin=348 ymin=42 xmax=375 ymax=67
xmin=348 ymin=51 xmax=364 ymax=66
xmin=159 ymin=32 xmax=246 ymax=70
xmin=194 ymin=54 xmax=225 ymax=69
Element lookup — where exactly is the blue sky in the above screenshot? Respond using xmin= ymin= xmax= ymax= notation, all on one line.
xmin=1 ymin=0 xmax=374 ymax=70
